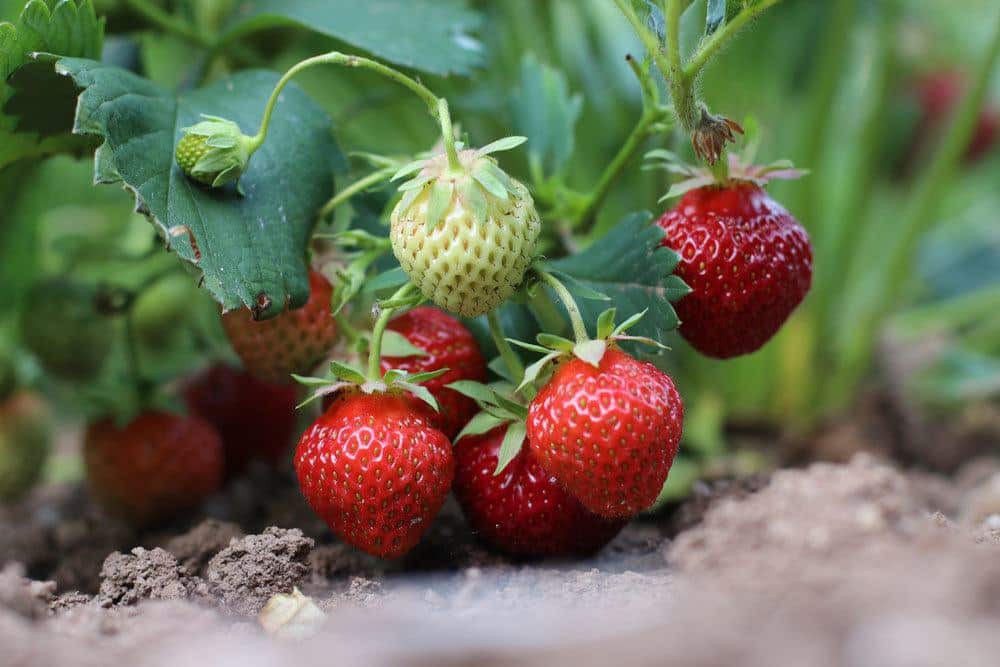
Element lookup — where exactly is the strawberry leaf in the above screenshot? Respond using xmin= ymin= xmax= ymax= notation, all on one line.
xmin=510 ymin=55 xmax=582 ymax=177
xmin=219 ymin=0 xmax=485 ymax=77
xmin=545 ymin=212 xmax=689 ymax=343
xmin=37 ymin=57 xmax=340 ymax=319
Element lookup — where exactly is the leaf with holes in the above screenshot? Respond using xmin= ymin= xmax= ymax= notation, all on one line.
xmin=544 ymin=212 xmax=689 ymax=343
xmin=42 ymin=56 xmax=340 ymax=318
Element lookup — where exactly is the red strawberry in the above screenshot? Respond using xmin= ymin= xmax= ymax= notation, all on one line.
xmin=657 ymin=182 xmax=812 ymax=358
xmin=294 ymin=391 xmax=454 ymax=558
xmin=912 ymin=70 xmax=999 ymax=164
xmin=183 ymin=363 xmax=298 ymax=477
xmin=526 ymin=348 xmax=683 ymax=518
xmin=454 ymin=425 xmax=625 ymax=557
xmin=222 ymin=270 xmax=338 ymax=383
xmin=380 ymin=307 xmax=486 ymax=439
xmin=84 ymin=411 xmax=223 ymax=525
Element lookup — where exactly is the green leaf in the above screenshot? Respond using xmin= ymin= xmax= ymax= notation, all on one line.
xmin=381 ymin=330 xmax=428 ymax=358
xmin=455 ymin=411 xmax=507 ymax=442
xmin=494 ymin=421 xmax=526 ymax=475
xmin=706 ymin=0 xmax=726 ymax=35
xmin=0 ymin=0 xmax=104 ymax=168
xmin=219 ymin=0 xmax=485 ymax=77
xmin=364 ymin=267 xmax=409 ymax=294
xmin=517 ymin=350 xmax=561 ymax=393
xmin=548 ymin=269 xmax=611 ymax=301
xmin=546 ymin=212 xmax=687 ymax=342
xmin=510 ymin=55 xmax=582 ymax=176
xmin=49 ymin=58 xmax=339 ymax=318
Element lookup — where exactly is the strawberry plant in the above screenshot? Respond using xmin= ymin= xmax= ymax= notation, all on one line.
xmin=0 ymin=0 xmax=998 ymax=562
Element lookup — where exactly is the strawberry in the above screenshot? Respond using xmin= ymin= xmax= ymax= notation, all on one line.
xmin=294 ymin=390 xmax=454 ymax=559
xmin=84 ymin=411 xmax=224 ymax=525
xmin=657 ymin=181 xmax=812 ymax=358
xmin=454 ymin=425 xmax=625 ymax=557
xmin=526 ymin=347 xmax=684 ymax=518
xmin=183 ymin=363 xmax=299 ymax=477
xmin=0 ymin=393 xmax=50 ymax=502
xmin=380 ymin=307 xmax=486 ymax=439
xmin=390 ymin=139 xmax=541 ymax=317
xmin=19 ymin=278 xmax=113 ymax=381
xmin=912 ymin=69 xmax=1000 ymax=164
xmin=221 ymin=270 xmax=338 ymax=383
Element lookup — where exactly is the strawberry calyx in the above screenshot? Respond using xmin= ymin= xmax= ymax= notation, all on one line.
xmin=293 ymin=361 xmax=448 ymax=412
xmin=175 ymin=115 xmax=257 ymax=191
xmin=446 ymin=379 xmax=528 ymax=475
xmin=391 ymin=136 xmax=528 ymax=232
xmin=508 ymin=306 xmax=667 ymax=395
xmin=647 ymin=149 xmax=808 ymax=203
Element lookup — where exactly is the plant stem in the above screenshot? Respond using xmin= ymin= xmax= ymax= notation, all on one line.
xmin=246 ymin=52 xmax=457 ymax=165
xmin=535 ymin=268 xmax=589 ymax=344
xmin=683 ymin=0 xmax=785 ymax=79
xmin=317 ymin=166 xmax=397 ymax=222
xmin=365 ymin=283 xmax=419 ymax=381
xmin=124 ymin=0 xmax=211 ymax=48
xmin=334 ymin=312 xmax=361 ymax=346
xmin=573 ymin=56 xmax=667 ymax=231
xmin=487 ymin=310 xmax=535 ymax=400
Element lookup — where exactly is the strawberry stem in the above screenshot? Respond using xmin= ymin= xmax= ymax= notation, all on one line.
xmin=366 ymin=283 xmax=421 ymax=381
xmin=487 ymin=310 xmax=535 ymax=401
xmin=535 ymin=268 xmax=590 ymax=344
xmin=317 ymin=166 xmax=398 ymax=223
xmin=246 ymin=51 xmax=459 ymax=171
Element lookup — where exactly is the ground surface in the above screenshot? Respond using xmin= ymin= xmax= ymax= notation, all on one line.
xmin=3 ymin=449 xmax=1000 ymax=666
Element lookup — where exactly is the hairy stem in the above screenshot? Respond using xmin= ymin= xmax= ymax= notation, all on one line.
xmin=366 ymin=283 xmax=419 ymax=381
xmin=535 ymin=268 xmax=589 ymax=344
xmin=574 ymin=56 xmax=667 ymax=231
xmin=487 ymin=310 xmax=535 ymax=400
xmin=683 ymin=0 xmax=786 ymax=79
xmin=246 ymin=52 xmax=457 ymax=164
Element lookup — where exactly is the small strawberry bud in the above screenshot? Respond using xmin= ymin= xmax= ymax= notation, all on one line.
xmin=175 ymin=115 xmax=257 ymax=188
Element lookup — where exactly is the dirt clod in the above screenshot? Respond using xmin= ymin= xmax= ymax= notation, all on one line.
xmin=162 ymin=519 xmax=243 ymax=576
xmin=97 ymin=548 xmax=195 ymax=608
xmin=0 ymin=565 xmax=52 ymax=620
xmin=206 ymin=527 xmax=313 ymax=616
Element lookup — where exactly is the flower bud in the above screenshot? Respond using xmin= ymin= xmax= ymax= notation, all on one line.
xmin=175 ymin=115 xmax=256 ymax=188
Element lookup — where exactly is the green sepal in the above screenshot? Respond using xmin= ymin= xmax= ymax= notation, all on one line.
xmin=458 ymin=178 xmax=488 ymax=223
xmin=507 ymin=338 xmax=550 ymax=354
xmin=476 ymin=136 xmax=527 ymax=156
xmin=494 ymin=421 xmax=527 ymax=475
xmin=447 ymin=379 xmax=499 ymax=405
xmin=517 ymin=350 xmax=562 ymax=394
xmin=395 ymin=381 xmax=438 ymax=412
xmin=381 ymin=330 xmax=429 ymax=358
xmin=424 ymin=179 xmax=454 ymax=231
xmin=573 ymin=339 xmax=607 ymax=368
xmin=488 ymin=356 xmax=515 ymax=383
xmin=400 ymin=368 xmax=449 ymax=385
xmin=471 ymin=165 xmax=508 ymax=200
xmin=548 ymin=270 xmax=611 ymax=302
xmin=536 ymin=333 xmax=575 ymax=352
xmin=329 ymin=361 xmax=367 ymax=384
xmin=596 ymin=308 xmax=617 ymax=340
xmin=291 ymin=374 xmax=351 ymax=410
xmin=390 ymin=158 xmax=428 ymax=181
xmin=397 ymin=174 xmax=434 ymax=191
xmin=455 ymin=411 xmax=508 ymax=443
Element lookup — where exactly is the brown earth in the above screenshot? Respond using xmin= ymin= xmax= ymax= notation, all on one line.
xmin=2 ymin=452 xmax=1000 ymax=666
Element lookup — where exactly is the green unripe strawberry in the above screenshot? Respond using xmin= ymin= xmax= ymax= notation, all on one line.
xmin=0 ymin=393 xmax=51 ymax=502
xmin=175 ymin=115 xmax=255 ymax=188
xmin=390 ymin=140 xmax=541 ymax=318
xmin=19 ymin=278 xmax=113 ymax=381
xmin=132 ymin=273 xmax=198 ymax=348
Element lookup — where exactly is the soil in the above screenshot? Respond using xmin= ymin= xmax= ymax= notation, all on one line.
xmin=3 ymin=443 xmax=1000 ymax=665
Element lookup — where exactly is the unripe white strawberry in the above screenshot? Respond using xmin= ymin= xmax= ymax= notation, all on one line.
xmin=389 ymin=139 xmax=541 ymax=317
